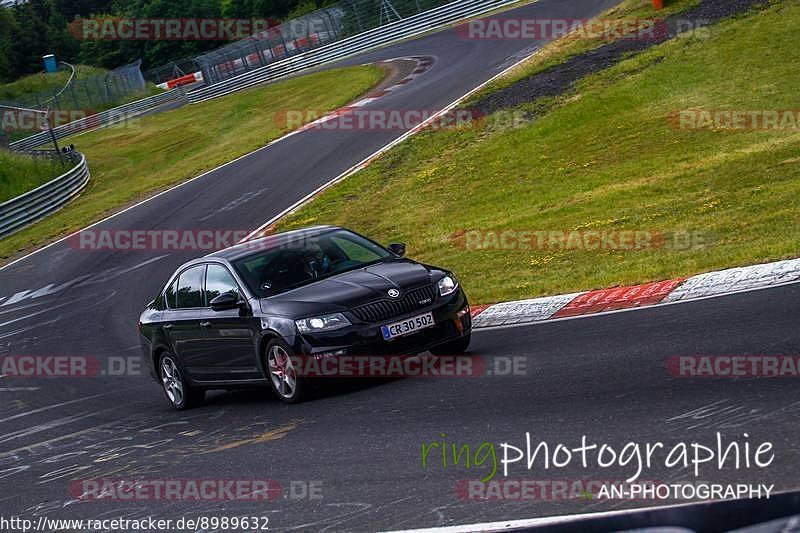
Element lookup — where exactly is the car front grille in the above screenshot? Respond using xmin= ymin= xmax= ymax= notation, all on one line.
xmin=351 ymin=285 xmax=437 ymax=323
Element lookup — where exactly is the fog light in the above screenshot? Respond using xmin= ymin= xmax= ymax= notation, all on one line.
xmin=314 ymin=349 xmax=346 ymax=360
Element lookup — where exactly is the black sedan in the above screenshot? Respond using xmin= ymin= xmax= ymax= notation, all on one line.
xmin=138 ymin=226 xmax=472 ymax=408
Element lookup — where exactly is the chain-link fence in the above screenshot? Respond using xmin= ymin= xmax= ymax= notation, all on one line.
xmin=147 ymin=0 xmax=451 ymax=86
xmin=0 ymin=61 xmax=148 ymax=114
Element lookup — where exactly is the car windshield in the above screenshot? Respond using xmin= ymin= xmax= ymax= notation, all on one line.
xmin=232 ymin=229 xmax=393 ymax=297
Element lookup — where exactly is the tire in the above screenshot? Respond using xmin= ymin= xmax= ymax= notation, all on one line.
xmin=158 ymin=352 xmax=204 ymax=410
xmin=265 ymin=339 xmax=307 ymax=403
xmin=429 ymin=334 xmax=471 ymax=356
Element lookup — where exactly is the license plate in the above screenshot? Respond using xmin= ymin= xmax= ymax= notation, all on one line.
xmin=381 ymin=312 xmax=435 ymax=340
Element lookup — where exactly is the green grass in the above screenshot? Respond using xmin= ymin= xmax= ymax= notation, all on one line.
xmin=0 ymin=150 xmax=64 ymax=203
xmin=0 ymin=64 xmax=383 ymax=260
xmin=276 ymin=1 xmax=800 ymax=304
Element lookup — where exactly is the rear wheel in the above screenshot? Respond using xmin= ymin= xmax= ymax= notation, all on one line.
xmin=158 ymin=353 xmax=204 ymax=410
xmin=265 ymin=339 xmax=307 ymax=403
xmin=429 ymin=334 xmax=471 ymax=356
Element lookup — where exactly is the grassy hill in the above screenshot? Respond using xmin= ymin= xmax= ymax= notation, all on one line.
xmin=276 ymin=0 xmax=800 ymax=304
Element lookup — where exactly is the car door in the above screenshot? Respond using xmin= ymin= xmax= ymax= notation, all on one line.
xmin=161 ymin=265 xmax=206 ymax=377
xmin=194 ymin=263 xmax=261 ymax=382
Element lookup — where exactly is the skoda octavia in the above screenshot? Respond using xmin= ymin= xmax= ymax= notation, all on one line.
xmin=138 ymin=226 xmax=472 ymax=408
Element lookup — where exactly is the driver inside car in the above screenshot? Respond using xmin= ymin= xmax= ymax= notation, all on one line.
xmin=302 ymin=247 xmax=331 ymax=279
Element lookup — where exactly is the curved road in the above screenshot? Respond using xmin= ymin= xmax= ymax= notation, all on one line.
xmin=1 ymin=0 xmax=798 ymax=530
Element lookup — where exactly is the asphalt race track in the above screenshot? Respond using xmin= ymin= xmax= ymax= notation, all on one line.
xmin=1 ymin=0 xmax=798 ymax=530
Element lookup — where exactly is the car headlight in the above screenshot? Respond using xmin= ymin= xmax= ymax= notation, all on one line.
xmin=295 ymin=313 xmax=351 ymax=333
xmin=438 ymin=275 xmax=458 ymax=296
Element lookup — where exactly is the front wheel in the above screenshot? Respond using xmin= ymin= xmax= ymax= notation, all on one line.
xmin=265 ymin=339 xmax=307 ymax=403
xmin=429 ymin=334 xmax=471 ymax=356
xmin=158 ymin=353 xmax=204 ymax=410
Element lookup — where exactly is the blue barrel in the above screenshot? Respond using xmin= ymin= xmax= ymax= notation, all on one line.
xmin=42 ymin=54 xmax=57 ymax=73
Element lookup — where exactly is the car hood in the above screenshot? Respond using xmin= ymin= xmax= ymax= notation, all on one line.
xmin=259 ymin=259 xmax=440 ymax=317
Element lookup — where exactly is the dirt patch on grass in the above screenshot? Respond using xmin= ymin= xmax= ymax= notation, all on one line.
xmin=472 ymin=0 xmax=770 ymax=116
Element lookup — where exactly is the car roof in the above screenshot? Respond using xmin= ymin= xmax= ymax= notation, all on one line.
xmin=203 ymin=225 xmax=339 ymax=262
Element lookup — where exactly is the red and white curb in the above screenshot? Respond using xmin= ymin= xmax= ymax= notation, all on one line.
xmin=297 ymin=56 xmax=434 ymax=132
xmin=470 ymin=258 xmax=800 ymax=329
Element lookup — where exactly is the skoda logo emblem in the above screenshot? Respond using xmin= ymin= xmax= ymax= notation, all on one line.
xmin=388 ymin=289 xmax=401 ymax=298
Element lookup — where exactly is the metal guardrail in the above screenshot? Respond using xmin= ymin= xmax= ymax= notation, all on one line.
xmin=0 ymin=152 xmax=90 ymax=237
xmin=9 ymin=88 xmax=187 ymax=152
xmin=186 ymin=0 xmax=518 ymax=103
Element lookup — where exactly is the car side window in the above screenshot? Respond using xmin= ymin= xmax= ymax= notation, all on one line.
xmin=205 ymin=264 xmax=239 ymax=304
xmin=175 ymin=265 xmax=205 ymax=309
xmin=164 ymin=278 xmax=178 ymax=309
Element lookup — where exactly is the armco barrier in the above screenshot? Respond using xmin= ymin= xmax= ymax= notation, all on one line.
xmin=9 ymin=88 xmax=187 ymax=152
xmin=0 ymin=152 xmax=90 ymax=237
xmin=186 ymin=0 xmax=519 ymax=103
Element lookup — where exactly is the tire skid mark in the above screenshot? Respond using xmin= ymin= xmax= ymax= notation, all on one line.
xmin=0 ymin=391 xmax=117 ymax=424
xmin=665 ymin=398 xmax=800 ymax=432
xmin=0 ymin=254 xmax=167 ymax=316
xmin=197 ymin=419 xmax=303 ymax=454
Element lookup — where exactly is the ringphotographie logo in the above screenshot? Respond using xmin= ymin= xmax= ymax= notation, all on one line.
xmin=420 ymin=433 xmax=775 ymax=484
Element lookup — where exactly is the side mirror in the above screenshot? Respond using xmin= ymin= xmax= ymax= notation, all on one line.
xmin=210 ymin=293 xmax=243 ymax=312
xmin=388 ymin=242 xmax=406 ymax=257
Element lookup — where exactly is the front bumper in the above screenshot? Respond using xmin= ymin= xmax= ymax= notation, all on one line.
xmin=291 ymin=289 xmax=471 ymax=356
